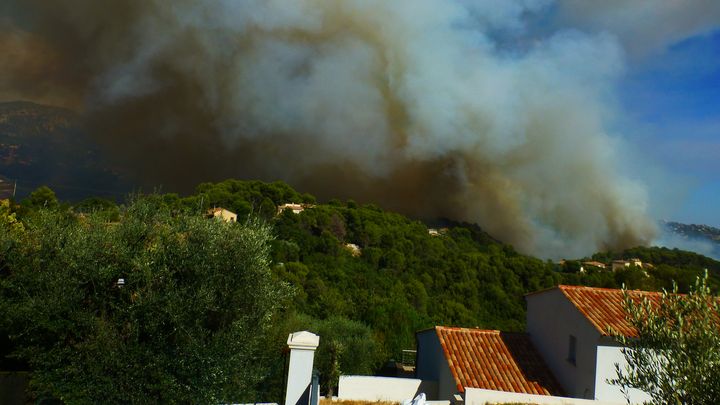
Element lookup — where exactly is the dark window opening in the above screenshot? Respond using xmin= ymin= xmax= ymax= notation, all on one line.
xmin=568 ymin=334 xmax=577 ymax=365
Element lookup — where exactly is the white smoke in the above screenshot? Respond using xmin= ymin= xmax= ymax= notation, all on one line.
xmin=555 ymin=0 xmax=720 ymax=56
xmin=654 ymin=229 xmax=720 ymax=260
xmin=3 ymin=0 xmax=694 ymax=257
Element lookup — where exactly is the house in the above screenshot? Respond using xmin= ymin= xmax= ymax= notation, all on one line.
xmin=428 ymin=228 xmax=448 ymax=237
xmin=611 ymin=258 xmax=642 ymax=272
xmin=344 ymin=243 xmax=362 ymax=257
xmin=581 ymin=261 xmax=606 ymax=270
xmin=344 ymin=285 xmax=700 ymax=403
xmin=525 ymin=285 xmax=653 ymax=403
xmin=277 ymin=203 xmax=315 ymax=215
xmin=207 ymin=207 xmax=237 ymax=222
xmin=415 ymin=326 xmax=564 ymax=400
xmin=411 ymin=285 xmax=664 ymax=403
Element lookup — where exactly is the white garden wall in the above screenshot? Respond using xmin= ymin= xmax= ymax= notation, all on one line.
xmin=338 ymin=376 xmax=437 ymax=402
xmin=464 ymin=388 xmax=622 ymax=405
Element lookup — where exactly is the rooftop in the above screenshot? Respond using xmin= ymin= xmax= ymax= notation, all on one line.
xmin=556 ymin=285 xmax=661 ymax=337
xmin=434 ymin=326 xmax=564 ymax=396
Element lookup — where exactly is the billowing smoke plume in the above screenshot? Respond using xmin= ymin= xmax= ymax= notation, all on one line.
xmin=555 ymin=0 xmax=720 ymax=56
xmin=1 ymin=0 xmax=664 ymax=257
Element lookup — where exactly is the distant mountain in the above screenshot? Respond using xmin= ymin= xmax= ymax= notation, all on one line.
xmin=0 ymin=101 xmax=129 ymax=201
xmin=0 ymin=174 xmax=13 ymax=199
xmin=661 ymin=220 xmax=720 ymax=259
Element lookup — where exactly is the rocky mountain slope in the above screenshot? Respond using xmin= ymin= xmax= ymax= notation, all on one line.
xmin=662 ymin=220 xmax=720 ymax=259
xmin=0 ymin=101 xmax=128 ymax=200
xmin=663 ymin=221 xmax=720 ymax=242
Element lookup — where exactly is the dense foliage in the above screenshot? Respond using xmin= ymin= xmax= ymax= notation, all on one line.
xmin=0 ymin=198 xmax=290 ymax=403
xmin=3 ymin=179 xmax=720 ymax=401
xmin=591 ymin=247 xmax=720 ymax=291
xmin=610 ymin=273 xmax=720 ymax=404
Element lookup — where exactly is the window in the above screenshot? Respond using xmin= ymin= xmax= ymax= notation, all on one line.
xmin=568 ymin=335 xmax=577 ymax=365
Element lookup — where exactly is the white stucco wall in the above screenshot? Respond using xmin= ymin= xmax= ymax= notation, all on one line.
xmin=338 ymin=376 xmax=437 ymax=401
xmin=464 ymin=388 xmax=623 ymax=405
xmin=594 ymin=345 xmax=652 ymax=404
xmin=526 ymin=290 xmax=600 ymax=399
xmin=416 ymin=329 xmax=458 ymax=400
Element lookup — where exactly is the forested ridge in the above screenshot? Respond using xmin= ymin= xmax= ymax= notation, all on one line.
xmin=2 ymin=179 xmax=719 ymax=400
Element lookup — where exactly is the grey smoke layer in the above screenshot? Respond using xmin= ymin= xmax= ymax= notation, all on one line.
xmin=1 ymin=0 xmax=678 ymax=257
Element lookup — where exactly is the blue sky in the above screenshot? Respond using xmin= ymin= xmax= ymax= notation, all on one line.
xmin=620 ymin=29 xmax=720 ymax=227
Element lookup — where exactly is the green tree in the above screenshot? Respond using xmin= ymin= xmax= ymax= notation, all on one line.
xmin=73 ymin=197 xmax=121 ymax=222
xmin=0 ymin=198 xmax=290 ymax=404
xmin=0 ymin=199 xmax=23 ymax=232
xmin=21 ymin=186 xmax=58 ymax=210
xmin=312 ymin=316 xmax=382 ymax=396
xmin=610 ymin=272 xmax=720 ymax=404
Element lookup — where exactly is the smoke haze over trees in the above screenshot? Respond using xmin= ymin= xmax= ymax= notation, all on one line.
xmin=3 ymin=1 xmax=718 ymax=257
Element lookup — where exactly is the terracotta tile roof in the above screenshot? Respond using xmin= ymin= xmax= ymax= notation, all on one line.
xmin=434 ymin=326 xmax=564 ymax=396
xmin=557 ymin=285 xmax=662 ymax=337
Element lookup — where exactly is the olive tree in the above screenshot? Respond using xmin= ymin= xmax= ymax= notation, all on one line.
xmin=0 ymin=198 xmax=290 ymax=404
xmin=611 ymin=272 xmax=720 ymax=404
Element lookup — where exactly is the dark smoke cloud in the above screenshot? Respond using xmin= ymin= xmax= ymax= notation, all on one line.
xmin=1 ymin=0 xmax=664 ymax=257
xmin=0 ymin=19 xmax=79 ymax=108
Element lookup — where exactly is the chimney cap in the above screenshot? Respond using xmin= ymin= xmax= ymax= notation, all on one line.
xmin=287 ymin=330 xmax=320 ymax=350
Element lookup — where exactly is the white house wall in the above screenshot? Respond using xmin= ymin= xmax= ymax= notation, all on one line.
xmin=526 ymin=290 xmax=600 ymax=399
xmin=415 ymin=329 xmax=459 ymax=400
xmin=594 ymin=344 xmax=652 ymax=404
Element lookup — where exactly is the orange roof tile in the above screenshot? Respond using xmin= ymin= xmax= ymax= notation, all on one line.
xmin=434 ymin=326 xmax=564 ymax=396
xmin=557 ymin=285 xmax=662 ymax=338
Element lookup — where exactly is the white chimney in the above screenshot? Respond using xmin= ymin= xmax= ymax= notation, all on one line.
xmin=285 ymin=331 xmax=320 ymax=405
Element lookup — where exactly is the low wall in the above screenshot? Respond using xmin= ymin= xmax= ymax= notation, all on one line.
xmin=338 ymin=376 xmax=438 ymax=402
xmin=464 ymin=388 xmax=623 ymax=405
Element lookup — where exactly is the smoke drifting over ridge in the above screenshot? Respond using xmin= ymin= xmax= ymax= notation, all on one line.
xmin=1 ymin=0 xmax=662 ymax=257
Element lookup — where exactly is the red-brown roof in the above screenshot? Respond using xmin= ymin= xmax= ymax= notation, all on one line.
xmin=557 ymin=285 xmax=661 ymax=337
xmin=434 ymin=326 xmax=564 ymax=396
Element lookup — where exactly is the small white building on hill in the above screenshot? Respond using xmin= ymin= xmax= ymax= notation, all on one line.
xmin=610 ymin=258 xmax=643 ymax=271
xmin=277 ymin=203 xmax=315 ymax=215
xmin=207 ymin=207 xmax=237 ymax=222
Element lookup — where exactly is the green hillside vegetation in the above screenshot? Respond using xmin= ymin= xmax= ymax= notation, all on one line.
xmin=0 ymin=198 xmax=289 ymax=402
xmin=3 ymin=179 xmax=719 ymax=400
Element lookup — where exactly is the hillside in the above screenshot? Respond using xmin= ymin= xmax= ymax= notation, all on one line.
xmin=0 ymin=101 xmax=128 ymax=200
xmin=12 ymin=182 xmax=720 ymax=334
xmin=6 ymin=179 xmax=720 ymax=399
xmin=21 ymin=180 xmax=720 ymax=352
xmin=662 ymin=220 xmax=720 ymax=259
xmin=663 ymin=221 xmax=720 ymax=242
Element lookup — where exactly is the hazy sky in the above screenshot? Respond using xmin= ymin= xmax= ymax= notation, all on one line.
xmin=500 ymin=0 xmax=720 ymax=228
